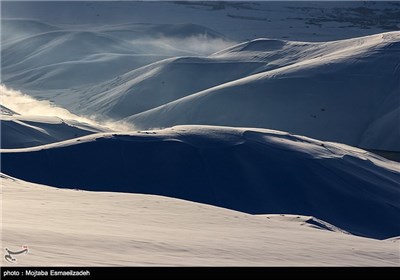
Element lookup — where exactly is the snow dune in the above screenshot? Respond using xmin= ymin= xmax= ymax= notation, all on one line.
xmin=2 ymin=126 xmax=399 ymax=239
xmin=2 ymin=174 xmax=398 ymax=266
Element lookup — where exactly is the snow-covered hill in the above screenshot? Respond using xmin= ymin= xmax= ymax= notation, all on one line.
xmin=1 ymin=2 xmax=400 ymax=266
xmin=2 ymin=174 xmax=398 ymax=266
xmin=0 ymin=86 xmax=111 ymax=148
xmin=3 ymin=20 xmax=398 ymax=151
xmin=126 ymin=32 xmax=400 ymax=152
xmin=1 ymin=114 xmax=108 ymax=149
xmin=76 ymin=38 xmax=335 ymax=118
xmin=2 ymin=19 xmax=232 ymax=90
xmin=2 ymin=126 xmax=399 ymax=239
xmin=2 ymin=2 xmax=399 ymax=152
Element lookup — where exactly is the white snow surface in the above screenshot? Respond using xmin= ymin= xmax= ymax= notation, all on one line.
xmin=125 ymin=32 xmax=400 ymax=151
xmin=0 ymin=114 xmax=109 ymax=149
xmin=2 ymin=17 xmax=399 ymax=151
xmin=1 ymin=174 xmax=399 ymax=266
xmin=1 ymin=2 xmax=400 ymax=266
xmin=2 ymin=2 xmax=399 ymax=151
xmin=2 ymin=125 xmax=399 ymax=239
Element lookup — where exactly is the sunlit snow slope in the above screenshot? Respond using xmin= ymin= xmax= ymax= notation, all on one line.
xmin=1 ymin=2 xmax=400 ymax=265
xmin=3 ymin=27 xmax=399 ymax=151
xmin=125 ymin=32 xmax=400 ymax=152
xmin=1 ymin=174 xmax=399 ymax=266
xmin=2 ymin=2 xmax=399 ymax=152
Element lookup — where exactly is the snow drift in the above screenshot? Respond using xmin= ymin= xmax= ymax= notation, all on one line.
xmin=2 ymin=125 xmax=399 ymax=239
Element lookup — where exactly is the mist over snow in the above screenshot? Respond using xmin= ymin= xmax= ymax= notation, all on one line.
xmin=0 ymin=84 xmax=134 ymax=131
xmin=1 ymin=84 xmax=84 ymax=121
xmin=147 ymin=35 xmax=236 ymax=56
xmin=123 ymin=34 xmax=236 ymax=56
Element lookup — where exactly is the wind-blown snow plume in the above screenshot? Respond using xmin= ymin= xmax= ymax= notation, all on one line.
xmin=0 ymin=84 xmax=133 ymax=131
xmin=1 ymin=84 xmax=82 ymax=120
xmin=144 ymin=35 xmax=236 ymax=56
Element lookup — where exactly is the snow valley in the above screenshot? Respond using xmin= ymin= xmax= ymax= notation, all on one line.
xmin=1 ymin=1 xmax=400 ymax=266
